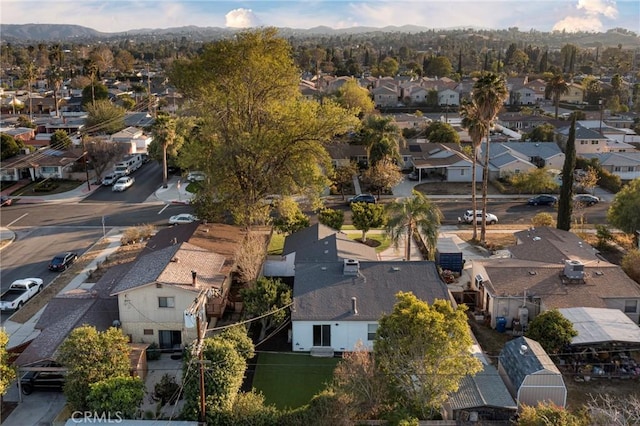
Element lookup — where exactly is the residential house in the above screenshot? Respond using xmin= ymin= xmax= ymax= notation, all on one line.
xmin=576 ymin=120 xmax=640 ymax=148
xmin=1 ymin=127 xmax=36 ymax=142
xmin=263 ymin=223 xmax=377 ymax=278
xmin=470 ymin=227 xmax=640 ymax=329
xmin=111 ymin=126 xmax=153 ymax=154
xmin=581 ymin=152 xmax=640 ymax=182
xmin=409 ymin=142 xmax=481 ymax=183
xmin=557 ymin=123 xmax=610 ymax=155
xmin=498 ymin=336 xmax=567 ymax=408
xmin=388 ymin=113 xmax=431 ymax=131
xmin=110 ymin=223 xmax=246 ymax=349
xmin=559 ymin=83 xmax=584 ymax=104
xmin=372 ymin=84 xmax=399 ymax=108
xmin=438 ymin=88 xmax=459 ymax=107
xmin=299 ymin=80 xmax=319 ymax=101
xmin=525 ymin=79 xmax=547 ymax=103
xmin=0 ymin=148 xmax=84 ymax=182
xmin=325 ymin=143 xmax=368 ymax=168
xmin=124 ymin=112 xmax=155 ymax=128
xmin=477 ymin=141 xmax=564 ymax=179
xmin=497 ymin=113 xmax=550 ymax=134
xmin=291 ymin=259 xmax=451 ymax=353
xmin=512 ymin=86 xmax=537 ymax=105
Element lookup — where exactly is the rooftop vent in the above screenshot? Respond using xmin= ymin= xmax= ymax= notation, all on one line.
xmin=563 ymin=259 xmax=585 ymax=280
xmin=343 ymin=259 xmax=360 ymax=276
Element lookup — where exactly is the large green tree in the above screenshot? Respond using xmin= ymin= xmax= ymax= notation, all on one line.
xmin=472 ymin=73 xmax=508 ymax=243
xmin=335 ymin=78 xmax=375 ymax=116
xmin=241 ymin=277 xmax=292 ymax=341
xmin=525 ymin=309 xmax=577 ymax=355
xmin=49 ymin=129 xmax=73 ymax=150
xmin=183 ymin=326 xmax=255 ymax=420
xmin=374 ymin=292 xmax=481 ymax=419
xmin=607 ymin=178 xmax=640 ymax=235
xmin=58 ymin=326 xmax=131 ymax=411
xmin=361 ymin=158 xmax=403 ymax=198
xmin=524 ymin=123 xmax=556 ymax=142
xmin=351 ymin=202 xmax=386 ymax=243
xmin=557 ymin=117 xmax=576 ymax=231
xmin=357 ymin=115 xmax=404 ymax=166
xmin=1 ymin=134 xmax=23 ymax=160
xmin=385 ymin=190 xmax=442 ymax=261
xmin=168 ymin=29 xmax=358 ymax=227
xmin=84 ymin=100 xmax=126 ymax=135
xmin=424 ymin=121 xmax=460 ymax=144
xmin=460 ymin=99 xmax=487 ymax=241
xmin=86 ymin=376 xmax=145 ymax=419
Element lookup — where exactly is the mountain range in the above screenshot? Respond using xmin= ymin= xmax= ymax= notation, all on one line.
xmin=1 ymin=23 xmax=638 ymax=49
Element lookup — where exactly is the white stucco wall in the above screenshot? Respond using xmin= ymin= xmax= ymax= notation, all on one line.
xmin=291 ymin=320 xmax=378 ymax=352
xmin=117 ymin=285 xmax=200 ymax=346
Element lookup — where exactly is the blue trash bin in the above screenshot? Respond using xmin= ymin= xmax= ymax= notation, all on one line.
xmin=496 ymin=316 xmax=507 ymax=333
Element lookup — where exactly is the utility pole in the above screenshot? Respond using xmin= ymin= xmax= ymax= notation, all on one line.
xmin=196 ymin=314 xmax=206 ymax=423
xmin=81 ymin=134 xmax=91 ymax=190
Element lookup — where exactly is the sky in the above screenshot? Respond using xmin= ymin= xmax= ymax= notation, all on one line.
xmin=1 ymin=0 xmax=639 ymax=34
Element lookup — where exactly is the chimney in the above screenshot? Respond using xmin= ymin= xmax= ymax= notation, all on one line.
xmin=191 ymin=270 xmax=197 ymax=286
xmin=343 ymin=259 xmax=359 ymax=276
xmin=351 ymin=297 xmax=358 ymax=315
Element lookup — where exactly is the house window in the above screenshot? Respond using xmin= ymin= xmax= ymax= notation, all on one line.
xmin=591 ymin=140 xmax=598 ymax=145
xmin=158 ymin=297 xmax=175 ymax=308
xmin=580 ymin=141 xmax=587 ymax=145
xmin=144 ymin=329 xmax=154 ymax=335
xmin=313 ymin=325 xmax=331 ymax=347
xmin=614 ymin=166 xmax=621 ymax=172
xmin=367 ymin=324 xmax=378 ymax=341
xmin=40 ymin=166 xmax=57 ymax=174
xmin=624 ymin=300 xmax=638 ymax=314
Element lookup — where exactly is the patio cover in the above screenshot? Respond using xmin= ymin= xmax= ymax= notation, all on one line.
xmin=558 ymin=307 xmax=640 ymax=346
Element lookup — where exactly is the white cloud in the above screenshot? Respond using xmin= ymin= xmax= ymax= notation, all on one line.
xmin=225 ymin=8 xmax=261 ymax=28
xmin=552 ymin=0 xmax=618 ymax=33
xmin=577 ymin=0 xmax=618 ymax=18
xmin=552 ymin=15 xmax=605 ymax=32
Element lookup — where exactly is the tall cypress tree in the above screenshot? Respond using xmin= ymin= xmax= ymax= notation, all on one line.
xmin=557 ymin=116 xmax=577 ymax=230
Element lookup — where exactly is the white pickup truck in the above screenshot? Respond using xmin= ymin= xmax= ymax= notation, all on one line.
xmin=0 ymin=278 xmax=44 ymax=311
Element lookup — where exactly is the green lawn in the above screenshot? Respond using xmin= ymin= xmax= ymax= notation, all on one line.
xmin=267 ymin=233 xmax=285 ymax=255
xmin=345 ymin=232 xmax=392 ymax=253
xmin=251 ymin=352 xmax=338 ymax=410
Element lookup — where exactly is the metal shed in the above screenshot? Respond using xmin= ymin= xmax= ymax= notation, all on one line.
xmin=498 ymin=336 xmax=567 ymax=408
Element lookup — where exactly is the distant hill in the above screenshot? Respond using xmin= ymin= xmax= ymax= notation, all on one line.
xmin=0 ymin=24 xmax=107 ymax=42
xmin=1 ymin=23 xmax=638 ymax=50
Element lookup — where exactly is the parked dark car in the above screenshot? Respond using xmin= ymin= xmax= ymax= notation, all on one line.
xmin=20 ymin=365 xmax=65 ymax=395
xmin=0 ymin=195 xmax=13 ymax=207
xmin=348 ymin=194 xmax=377 ymax=205
xmin=527 ymin=194 xmax=558 ymax=206
xmin=574 ymin=194 xmax=600 ymax=206
xmin=48 ymin=252 xmax=78 ymax=271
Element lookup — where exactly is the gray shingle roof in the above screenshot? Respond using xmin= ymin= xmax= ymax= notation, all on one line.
xmin=292 ymin=260 xmax=449 ymax=321
xmin=447 ymin=363 xmax=516 ymax=411
xmin=511 ymin=226 xmax=601 ymax=264
xmin=283 ymin=223 xmax=377 ymax=262
xmin=499 ymin=337 xmax=561 ymax=390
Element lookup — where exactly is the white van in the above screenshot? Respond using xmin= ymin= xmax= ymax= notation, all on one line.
xmin=101 ymin=173 xmax=117 ymax=186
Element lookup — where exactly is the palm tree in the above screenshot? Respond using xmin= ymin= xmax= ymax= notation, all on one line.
xmin=384 ymin=190 xmax=442 ymax=261
xmin=545 ymin=74 xmax=569 ymax=119
xmin=151 ymin=115 xmax=176 ymax=188
xmin=359 ymin=115 xmax=404 ymax=167
xmin=22 ymin=63 xmax=37 ymax=121
xmin=472 ymin=73 xmax=509 ymax=243
xmin=459 ymin=99 xmax=488 ymax=241
xmin=46 ymin=65 xmax=63 ymax=117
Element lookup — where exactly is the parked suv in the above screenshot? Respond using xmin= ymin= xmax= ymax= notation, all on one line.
xmin=348 ymin=194 xmax=377 ymax=205
xmin=20 ymin=363 xmax=65 ymax=395
xmin=573 ymin=194 xmax=599 ymax=206
xmin=462 ymin=210 xmax=498 ymax=225
xmin=101 ymin=173 xmax=117 ymax=186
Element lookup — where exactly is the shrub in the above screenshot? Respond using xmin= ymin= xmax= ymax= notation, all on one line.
xmin=621 ymin=249 xmax=640 ymax=284
xmin=532 ymin=212 xmax=555 ymax=227
xmin=598 ymin=169 xmax=622 ymax=193
xmin=146 ymin=342 xmax=161 ymax=361
xmin=120 ymin=224 xmax=155 ymax=245
xmin=154 ymin=373 xmax=180 ymax=405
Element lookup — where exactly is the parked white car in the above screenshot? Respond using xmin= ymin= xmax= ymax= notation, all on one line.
xmin=101 ymin=173 xmax=117 ymax=186
xmin=187 ymin=171 xmax=206 ymax=182
xmin=462 ymin=210 xmax=498 ymax=225
xmin=112 ymin=176 xmax=135 ymax=192
xmin=169 ymin=213 xmax=199 ymax=225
